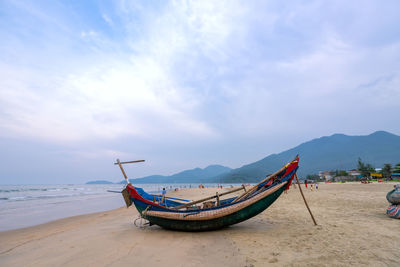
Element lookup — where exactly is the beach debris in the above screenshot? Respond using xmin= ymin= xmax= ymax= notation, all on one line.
xmin=386 ymin=184 xmax=400 ymax=204
xmin=386 ymin=184 xmax=400 ymax=219
xmin=387 ymin=204 xmax=400 ymax=219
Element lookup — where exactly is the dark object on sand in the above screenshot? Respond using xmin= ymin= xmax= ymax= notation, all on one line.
xmin=115 ymin=157 xmax=299 ymax=231
xmin=387 ymin=204 xmax=400 ymax=219
xmin=386 ymin=184 xmax=400 ymax=219
xmin=386 ymin=184 xmax=400 ymax=205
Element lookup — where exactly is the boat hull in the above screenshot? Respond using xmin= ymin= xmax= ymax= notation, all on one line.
xmin=141 ymin=185 xmax=286 ymax=231
xmin=124 ymin=156 xmax=299 ymax=231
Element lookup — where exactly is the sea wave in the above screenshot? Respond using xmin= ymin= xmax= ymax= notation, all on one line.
xmin=0 ymin=184 xmax=125 ymax=204
xmin=5 ymin=192 xmax=102 ymax=202
xmin=0 ymin=188 xmax=49 ymax=192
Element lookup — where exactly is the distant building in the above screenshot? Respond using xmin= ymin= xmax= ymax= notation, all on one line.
xmin=319 ymin=171 xmax=333 ymax=181
xmin=335 ymin=176 xmax=355 ymax=182
xmin=318 ymin=167 xmax=399 ymax=181
xmin=348 ymin=169 xmax=361 ymax=177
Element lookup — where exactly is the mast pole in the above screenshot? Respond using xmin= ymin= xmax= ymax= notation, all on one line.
xmin=115 ymin=159 xmax=145 ymax=185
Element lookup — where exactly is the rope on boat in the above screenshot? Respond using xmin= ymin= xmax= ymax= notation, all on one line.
xmin=134 ymin=205 xmax=152 ymax=229
xmin=134 ymin=216 xmax=150 ymax=229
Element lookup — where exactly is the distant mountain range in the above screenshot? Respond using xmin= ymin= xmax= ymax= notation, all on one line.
xmin=123 ymin=164 xmax=232 ymax=184
xmin=86 ymin=180 xmax=114 ymax=184
xmin=86 ymin=131 xmax=400 ymax=184
xmin=86 ymin=165 xmax=232 ymax=184
xmin=218 ymin=131 xmax=400 ymax=182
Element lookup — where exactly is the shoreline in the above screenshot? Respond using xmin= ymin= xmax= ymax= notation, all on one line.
xmin=1 ymin=183 xmax=399 ymax=266
xmin=0 ymin=206 xmax=127 ymax=235
xmin=1 ymin=181 xmax=396 ymax=232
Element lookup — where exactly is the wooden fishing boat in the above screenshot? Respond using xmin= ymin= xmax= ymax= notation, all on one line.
xmin=116 ymin=156 xmax=299 ymax=231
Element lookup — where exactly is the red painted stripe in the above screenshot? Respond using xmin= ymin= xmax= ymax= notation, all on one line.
xmin=127 ymin=184 xmax=165 ymax=208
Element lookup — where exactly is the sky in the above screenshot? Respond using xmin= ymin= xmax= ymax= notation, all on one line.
xmin=1 ymin=0 xmax=400 ymax=184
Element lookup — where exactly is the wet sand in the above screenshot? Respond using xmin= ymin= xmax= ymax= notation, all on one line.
xmin=1 ymin=183 xmax=399 ymax=266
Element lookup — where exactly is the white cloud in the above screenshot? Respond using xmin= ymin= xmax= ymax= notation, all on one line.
xmin=1 ymin=1 xmax=239 ymax=143
xmin=1 ymin=0 xmax=400 ymax=184
xmin=0 ymin=55 xmax=218 ymax=142
xmin=102 ymin=13 xmax=113 ymax=26
xmin=1 ymin=0 xmax=400 ymax=148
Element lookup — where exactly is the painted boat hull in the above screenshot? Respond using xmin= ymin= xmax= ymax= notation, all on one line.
xmin=124 ymin=157 xmax=298 ymax=231
xmin=141 ymin=185 xmax=286 ymax=231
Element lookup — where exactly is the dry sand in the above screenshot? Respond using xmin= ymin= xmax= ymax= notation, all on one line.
xmin=0 ymin=183 xmax=399 ymax=266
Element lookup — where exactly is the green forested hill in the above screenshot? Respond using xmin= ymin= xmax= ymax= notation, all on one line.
xmin=111 ymin=131 xmax=400 ymax=184
xmin=218 ymin=131 xmax=400 ymax=183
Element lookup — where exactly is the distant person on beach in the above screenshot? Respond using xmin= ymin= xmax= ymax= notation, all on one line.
xmin=310 ymin=183 xmax=313 ymax=191
xmin=315 ymin=183 xmax=319 ymax=190
xmin=305 ymin=180 xmax=308 ymax=189
xmin=162 ymin=187 xmax=166 ymax=204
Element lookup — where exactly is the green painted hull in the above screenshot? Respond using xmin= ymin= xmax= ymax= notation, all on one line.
xmin=138 ymin=186 xmax=286 ymax=231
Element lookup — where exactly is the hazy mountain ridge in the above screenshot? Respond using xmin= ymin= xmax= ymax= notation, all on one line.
xmin=218 ymin=131 xmax=400 ymax=182
xmin=87 ymin=131 xmax=400 ymax=184
xmin=86 ymin=180 xmax=114 ymax=184
xmin=125 ymin=164 xmax=232 ymax=184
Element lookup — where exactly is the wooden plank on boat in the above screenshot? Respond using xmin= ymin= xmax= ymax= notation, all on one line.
xmin=170 ymin=186 xmax=246 ymax=210
xmin=121 ymin=188 xmax=132 ymax=208
xmin=232 ymin=164 xmax=288 ymax=203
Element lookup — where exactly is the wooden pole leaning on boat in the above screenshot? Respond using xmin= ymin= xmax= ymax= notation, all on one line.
xmin=295 ymin=173 xmax=317 ymax=226
xmin=232 ymin=164 xmax=287 ymax=203
xmin=170 ymin=186 xmax=246 ymax=210
xmin=114 ymin=159 xmax=145 ymax=184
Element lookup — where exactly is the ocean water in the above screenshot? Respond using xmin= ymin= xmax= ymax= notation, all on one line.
xmin=0 ymin=183 xmax=228 ymax=231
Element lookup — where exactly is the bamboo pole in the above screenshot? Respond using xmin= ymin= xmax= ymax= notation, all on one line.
xmin=171 ymin=186 xmax=246 ymax=210
xmin=116 ymin=159 xmax=130 ymax=184
xmin=115 ymin=159 xmax=145 ymax=185
xmin=233 ymin=164 xmax=287 ymax=203
xmin=295 ymin=173 xmax=317 ymax=226
xmin=114 ymin=160 xmax=145 ymax=165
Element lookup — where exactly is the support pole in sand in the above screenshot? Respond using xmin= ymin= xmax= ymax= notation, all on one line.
xmin=295 ymin=173 xmax=317 ymax=226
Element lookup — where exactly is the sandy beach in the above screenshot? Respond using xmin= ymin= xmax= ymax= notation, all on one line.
xmin=0 ymin=183 xmax=399 ymax=266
